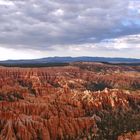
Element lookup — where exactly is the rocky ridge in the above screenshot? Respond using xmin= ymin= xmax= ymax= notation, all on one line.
xmin=0 ymin=62 xmax=139 ymax=140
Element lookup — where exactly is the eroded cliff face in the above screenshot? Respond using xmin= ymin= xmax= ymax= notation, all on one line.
xmin=0 ymin=63 xmax=139 ymax=140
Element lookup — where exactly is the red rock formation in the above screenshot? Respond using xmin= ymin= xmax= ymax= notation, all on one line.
xmin=0 ymin=63 xmax=139 ymax=139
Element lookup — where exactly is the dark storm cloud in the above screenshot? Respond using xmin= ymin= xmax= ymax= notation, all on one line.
xmin=0 ymin=0 xmax=140 ymax=50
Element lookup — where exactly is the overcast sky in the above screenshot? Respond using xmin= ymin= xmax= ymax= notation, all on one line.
xmin=0 ymin=0 xmax=140 ymax=60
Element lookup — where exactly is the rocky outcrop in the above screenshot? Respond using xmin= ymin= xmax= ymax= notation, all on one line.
xmin=0 ymin=63 xmax=139 ymax=140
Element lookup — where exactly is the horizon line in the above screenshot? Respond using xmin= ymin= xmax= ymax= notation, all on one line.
xmin=0 ymin=56 xmax=140 ymax=61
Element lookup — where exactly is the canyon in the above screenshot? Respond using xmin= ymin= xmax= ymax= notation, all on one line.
xmin=0 ymin=62 xmax=139 ymax=140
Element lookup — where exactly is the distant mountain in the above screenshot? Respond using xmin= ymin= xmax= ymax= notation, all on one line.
xmin=0 ymin=57 xmax=140 ymax=65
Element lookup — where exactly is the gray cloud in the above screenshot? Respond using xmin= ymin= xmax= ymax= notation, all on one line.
xmin=0 ymin=0 xmax=139 ymax=57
